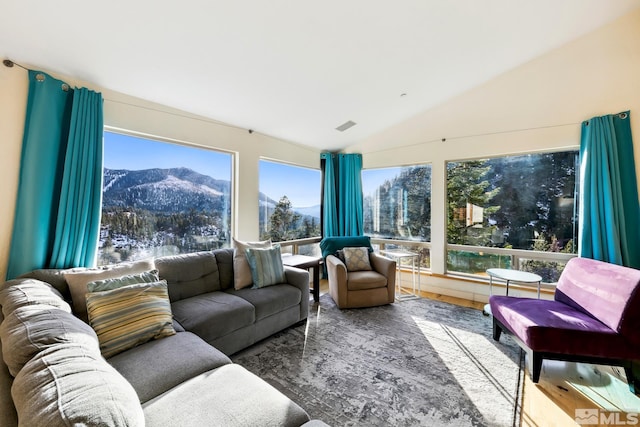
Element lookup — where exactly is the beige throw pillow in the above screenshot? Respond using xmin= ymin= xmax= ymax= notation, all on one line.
xmin=343 ymin=247 xmax=373 ymax=272
xmin=63 ymin=259 xmax=155 ymax=321
xmin=232 ymin=238 xmax=271 ymax=290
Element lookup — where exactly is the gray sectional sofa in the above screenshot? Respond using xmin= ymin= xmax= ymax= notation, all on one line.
xmin=0 ymin=248 xmax=319 ymax=426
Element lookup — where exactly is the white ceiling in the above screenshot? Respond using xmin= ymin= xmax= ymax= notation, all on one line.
xmin=2 ymin=1 xmax=640 ymax=151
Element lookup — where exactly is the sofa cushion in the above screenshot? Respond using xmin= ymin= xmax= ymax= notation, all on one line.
xmin=87 ymin=269 xmax=160 ymax=292
xmin=86 ymin=281 xmax=176 ymax=358
xmin=0 ymin=305 xmax=99 ymax=377
xmin=64 ymin=258 xmax=155 ymax=320
xmin=171 ymin=292 xmax=255 ymax=343
xmin=225 ymin=284 xmax=301 ymax=320
xmin=12 ymin=344 xmax=144 ymax=427
xmin=343 ymin=246 xmax=373 ymax=272
xmin=490 ymin=296 xmax=639 ymax=360
xmin=232 ymin=238 xmax=272 ymax=290
xmin=245 ymin=245 xmax=286 ymax=288
xmin=108 ymin=331 xmax=232 ymax=404
xmin=0 ymin=279 xmax=71 ymax=318
xmin=142 ymin=364 xmax=309 ymax=427
xmin=347 ymin=270 xmax=388 ymax=291
xmin=155 ymin=251 xmax=221 ymax=302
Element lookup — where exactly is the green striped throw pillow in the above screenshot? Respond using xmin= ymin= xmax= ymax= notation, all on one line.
xmin=245 ymin=245 xmax=286 ymax=289
xmin=87 ymin=269 xmax=160 ymax=293
xmin=86 ymin=281 xmax=175 ymax=358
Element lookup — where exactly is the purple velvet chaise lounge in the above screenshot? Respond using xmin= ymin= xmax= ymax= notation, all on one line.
xmin=490 ymin=257 xmax=640 ymax=392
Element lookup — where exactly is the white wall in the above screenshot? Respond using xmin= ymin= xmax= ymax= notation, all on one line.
xmin=350 ymin=9 xmax=640 ymax=298
xmin=2 ymin=8 xmax=639 ymax=290
xmin=0 ymin=69 xmax=320 ymax=280
xmin=0 ymin=67 xmax=28 ymax=282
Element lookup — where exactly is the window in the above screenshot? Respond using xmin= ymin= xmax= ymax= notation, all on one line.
xmin=98 ymin=131 xmax=232 ymax=265
xmin=362 ymin=165 xmax=431 ymax=270
xmin=362 ymin=165 xmax=431 ymax=242
xmin=446 ymin=151 xmax=578 ymax=281
xmin=258 ymin=160 xmax=321 ymax=245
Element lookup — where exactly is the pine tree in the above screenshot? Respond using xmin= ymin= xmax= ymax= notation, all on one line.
xmin=265 ymin=196 xmax=301 ymax=242
xmin=447 ymin=160 xmax=500 ymax=245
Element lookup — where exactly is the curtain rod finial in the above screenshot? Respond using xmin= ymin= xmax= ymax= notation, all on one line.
xmin=3 ymin=59 xmax=14 ymax=68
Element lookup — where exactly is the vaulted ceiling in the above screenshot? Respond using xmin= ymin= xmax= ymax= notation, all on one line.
xmin=2 ymin=0 xmax=639 ymax=151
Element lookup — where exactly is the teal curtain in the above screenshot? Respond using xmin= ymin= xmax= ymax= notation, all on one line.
xmin=321 ymin=153 xmax=339 ymax=237
xmin=7 ymin=71 xmax=103 ymax=279
xmin=320 ymin=153 xmax=364 ymax=237
xmin=579 ymin=111 xmax=640 ymax=268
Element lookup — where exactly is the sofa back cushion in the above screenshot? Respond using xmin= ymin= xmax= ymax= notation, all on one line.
xmin=63 ymin=259 xmax=156 ymax=321
xmin=156 ymin=251 xmax=221 ymax=302
xmin=0 ymin=305 xmax=99 ymax=377
xmin=17 ymin=268 xmax=84 ymax=301
xmin=12 ymin=345 xmax=144 ymax=427
xmin=556 ymin=257 xmax=640 ymax=343
xmin=213 ymin=248 xmax=235 ymax=290
xmin=0 ymin=279 xmax=71 ymax=318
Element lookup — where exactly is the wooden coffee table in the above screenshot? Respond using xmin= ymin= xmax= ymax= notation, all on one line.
xmin=281 ymin=254 xmax=322 ymax=302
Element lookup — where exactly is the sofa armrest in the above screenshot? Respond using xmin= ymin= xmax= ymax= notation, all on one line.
xmin=284 ymin=266 xmax=309 ymax=321
xmin=370 ymin=253 xmax=395 ymax=279
xmin=370 ymin=253 xmax=396 ymax=302
xmin=326 ymin=255 xmax=348 ymax=308
xmin=0 ymin=313 xmax=18 ymax=427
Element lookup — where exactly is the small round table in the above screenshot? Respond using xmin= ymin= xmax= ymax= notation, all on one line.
xmin=483 ymin=268 xmax=542 ymax=315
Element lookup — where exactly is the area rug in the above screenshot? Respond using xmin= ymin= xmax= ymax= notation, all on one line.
xmin=232 ymin=295 xmax=524 ymax=426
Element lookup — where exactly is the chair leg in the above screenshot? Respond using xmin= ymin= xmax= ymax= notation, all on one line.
xmin=492 ymin=318 xmax=502 ymax=341
xmin=530 ymin=352 xmax=543 ymax=383
xmin=624 ymin=363 xmax=638 ymax=394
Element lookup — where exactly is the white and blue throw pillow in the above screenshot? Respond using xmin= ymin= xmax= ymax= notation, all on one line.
xmin=245 ymin=245 xmax=286 ymax=288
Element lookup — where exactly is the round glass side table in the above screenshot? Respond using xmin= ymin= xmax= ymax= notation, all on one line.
xmin=483 ymin=268 xmax=542 ymax=315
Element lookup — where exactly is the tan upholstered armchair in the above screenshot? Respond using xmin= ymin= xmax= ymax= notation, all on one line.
xmin=325 ymin=250 xmax=396 ymax=309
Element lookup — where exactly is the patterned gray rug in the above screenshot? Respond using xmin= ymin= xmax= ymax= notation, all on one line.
xmin=232 ymin=295 xmax=524 ymax=427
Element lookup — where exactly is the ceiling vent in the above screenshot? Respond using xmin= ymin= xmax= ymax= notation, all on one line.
xmin=335 ymin=120 xmax=357 ymax=132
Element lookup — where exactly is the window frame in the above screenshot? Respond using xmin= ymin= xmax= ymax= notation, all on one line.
xmin=98 ymin=127 xmax=235 ymax=264
xmin=361 ymin=163 xmax=433 ymax=243
xmin=258 ymin=157 xmax=322 ymax=243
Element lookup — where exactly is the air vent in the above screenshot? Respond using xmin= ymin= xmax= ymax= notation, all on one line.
xmin=335 ymin=120 xmax=357 ymax=132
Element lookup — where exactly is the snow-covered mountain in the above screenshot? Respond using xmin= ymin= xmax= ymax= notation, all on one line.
xmin=292 ymin=205 xmax=320 ymax=219
xmin=103 ymin=167 xmax=317 ymax=220
xmin=103 ymin=167 xmax=239 ymax=213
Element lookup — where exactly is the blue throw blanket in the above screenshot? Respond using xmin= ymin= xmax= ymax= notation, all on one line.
xmin=319 ymin=236 xmax=373 ymax=259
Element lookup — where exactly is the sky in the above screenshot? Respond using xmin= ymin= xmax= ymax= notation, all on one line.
xmin=104 ymin=131 xmax=232 ymax=180
xmin=104 ymin=131 xmax=321 ymax=207
xmin=361 ymin=167 xmax=402 ymax=196
xmin=259 ymin=160 xmax=320 ymax=207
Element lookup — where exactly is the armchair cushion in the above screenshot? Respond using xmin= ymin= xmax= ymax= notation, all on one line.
xmin=346 ymin=271 xmax=388 ymax=291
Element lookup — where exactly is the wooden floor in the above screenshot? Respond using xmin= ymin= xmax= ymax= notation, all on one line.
xmin=315 ymin=279 xmax=640 ymax=427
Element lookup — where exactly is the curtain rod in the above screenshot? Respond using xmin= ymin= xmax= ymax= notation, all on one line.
xmin=3 ymin=59 xmax=29 ymax=71
xmin=4 ymin=59 xmax=71 ymax=92
xmin=583 ymin=111 xmax=628 ymax=126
